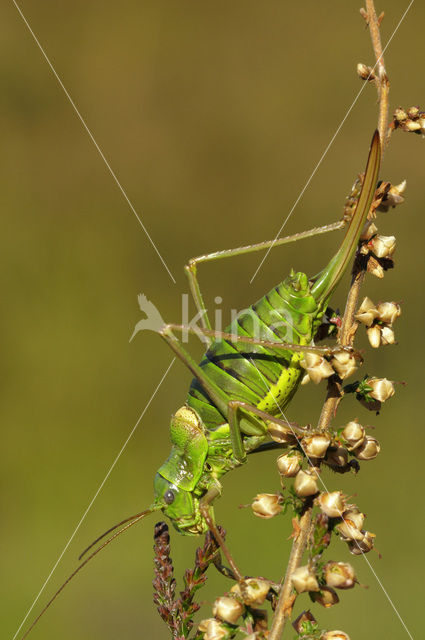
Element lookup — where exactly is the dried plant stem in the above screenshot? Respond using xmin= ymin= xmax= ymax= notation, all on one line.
xmin=268 ymin=503 xmax=313 ymax=640
xmin=364 ymin=0 xmax=390 ymax=151
xmin=268 ymin=5 xmax=389 ymax=638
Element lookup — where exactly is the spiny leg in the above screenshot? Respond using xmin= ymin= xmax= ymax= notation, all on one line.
xmin=160 ymin=323 xmax=353 ymax=358
xmin=227 ymin=400 xmax=309 ymax=463
xmin=184 ymin=221 xmax=345 ymax=333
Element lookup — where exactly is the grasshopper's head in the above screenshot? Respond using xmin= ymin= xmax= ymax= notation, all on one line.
xmin=153 ymin=406 xmax=209 ymax=536
xmin=153 ymin=473 xmax=208 ymax=535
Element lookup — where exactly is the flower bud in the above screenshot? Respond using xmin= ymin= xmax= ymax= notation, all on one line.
xmin=302 ymin=433 xmax=331 ymax=459
xmin=380 ymin=325 xmax=396 ymax=345
xmin=293 ymin=610 xmax=317 ymax=634
xmin=320 ymin=631 xmax=351 ymax=640
xmin=268 ymin=422 xmax=297 ymax=445
xmin=360 ymin=220 xmax=378 ymax=241
xmin=407 ymin=106 xmax=420 ymax=119
xmin=291 ymin=565 xmax=319 ymax=593
xmin=405 ymin=119 xmax=421 ymax=132
xmin=331 ymin=350 xmax=358 ymax=380
xmin=379 ymin=180 xmax=406 ymax=210
xmin=251 ymin=493 xmax=283 ymax=519
xmin=367 ymin=325 xmax=381 ymax=348
xmin=348 ymin=530 xmax=375 ymax=555
xmin=367 ymin=377 xmax=395 ymax=402
xmin=199 ymin=619 xmax=229 ymax=640
xmin=235 ymin=578 xmax=270 ymax=606
xmin=294 ymin=469 xmax=319 ymax=497
xmin=212 ymin=596 xmax=244 ymax=624
xmin=277 ymin=451 xmax=302 ymax=477
xmin=341 ymin=420 xmax=365 ymax=450
xmin=375 ymin=301 xmax=401 ymax=325
xmin=324 ymin=561 xmax=356 ymax=590
xmin=354 ymin=296 xmax=378 ymax=327
xmin=301 ymin=372 xmax=311 ymax=385
xmin=325 ymin=446 xmax=348 ymax=469
xmin=394 ymin=107 xmax=408 ymax=122
xmin=317 ymin=491 xmax=345 ymax=518
xmin=356 ymin=62 xmax=375 ymax=80
xmin=354 ymin=435 xmax=380 ymax=460
xmin=311 ymin=586 xmax=339 ymax=608
xmin=300 ymin=353 xmax=335 ymax=384
xmin=336 ymin=509 xmax=365 ymax=541
xmin=370 ymin=234 xmax=396 ymax=258
xmin=367 ymin=257 xmax=384 ymax=278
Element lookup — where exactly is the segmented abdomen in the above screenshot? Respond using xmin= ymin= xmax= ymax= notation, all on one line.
xmin=187 ymin=273 xmax=320 ymax=429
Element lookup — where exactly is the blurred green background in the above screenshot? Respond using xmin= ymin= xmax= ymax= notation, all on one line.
xmin=2 ymin=1 xmax=423 ymax=638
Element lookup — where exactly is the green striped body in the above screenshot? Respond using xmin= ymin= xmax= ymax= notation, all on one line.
xmin=187 ymin=271 xmax=325 ymax=441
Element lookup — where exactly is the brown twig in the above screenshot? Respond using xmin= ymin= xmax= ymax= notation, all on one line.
xmin=268 ymin=4 xmax=389 ymax=638
xmin=268 ymin=502 xmax=314 ymax=640
xmin=364 ymin=0 xmax=390 ymax=151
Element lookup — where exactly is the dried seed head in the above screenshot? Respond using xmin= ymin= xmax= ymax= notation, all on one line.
xmin=337 ymin=508 xmax=365 ymax=541
xmin=212 ymin=596 xmax=244 ymax=624
xmin=394 ymin=107 xmax=408 ymax=122
xmin=236 ymin=578 xmax=270 ymax=606
xmin=317 ymin=491 xmax=346 ymax=518
xmin=360 ymin=220 xmax=378 ymax=241
xmin=405 ymin=119 xmax=421 ymax=132
xmin=294 ymin=469 xmax=319 ymax=497
xmin=277 ymin=450 xmax=302 ymax=477
xmin=301 ymin=372 xmax=311 ymax=385
xmin=367 ymin=325 xmax=382 ymax=348
xmin=375 ymin=301 xmax=402 ymax=324
xmin=367 ymin=377 xmax=395 ymax=402
xmin=331 ymin=350 xmax=358 ymax=380
xmin=343 ymin=508 xmax=365 ymax=530
xmin=380 ymin=325 xmax=396 ymax=345
xmin=367 ymin=257 xmax=385 ymax=278
xmin=336 ymin=516 xmax=365 ymax=542
xmin=356 ymin=62 xmax=375 ymax=80
xmin=348 ymin=530 xmax=376 ymax=555
xmin=407 ymin=106 xmax=420 ymax=119
xmin=311 ymin=586 xmax=340 ymax=608
xmin=300 ymin=353 xmax=335 ymax=384
xmin=419 ymin=117 xmax=425 ymax=134
xmin=355 ymin=296 xmax=378 ymax=327
xmin=302 ymin=433 xmax=331 ymax=459
xmin=320 ymin=631 xmax=351 ymax=640
xmin=199 ymin=619 xmax=230 ymax=640
xmin=291 ymin=564 xmax=319 ymax=593
xmin=293 ymin=610 xmax=317 ymax=634
xmin=268 ymin=422 xmax=297 ymax=445
xmin=354 ymin=435 xmax=380 ymax=460
xmin=251 ymin=493 xmax=283 ymax=519
xmin=325 ymin=446 xmax=348 ymax=469
xmin=324 ymin=561 xmax=356 ymax=590
xmin=370 ymin=234 xmax=396 ymax=259
xmin=341 ymin=420 xmax=365 ymax=451
xmin=379 ymin=180 xmax=406 ymax=210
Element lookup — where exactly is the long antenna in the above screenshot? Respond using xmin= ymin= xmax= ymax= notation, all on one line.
xmin=20 ymin=508 xmax=156 ymax=640
xmin=78 ymin=510 xmax=150 ymax=561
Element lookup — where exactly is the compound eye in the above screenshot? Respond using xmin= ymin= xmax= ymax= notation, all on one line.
xmin=163 ymin=489 xmax=175 ymax=505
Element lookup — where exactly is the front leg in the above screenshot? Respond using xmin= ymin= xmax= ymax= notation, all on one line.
xmin=199 ymin=483 xmax=244 ymax=582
